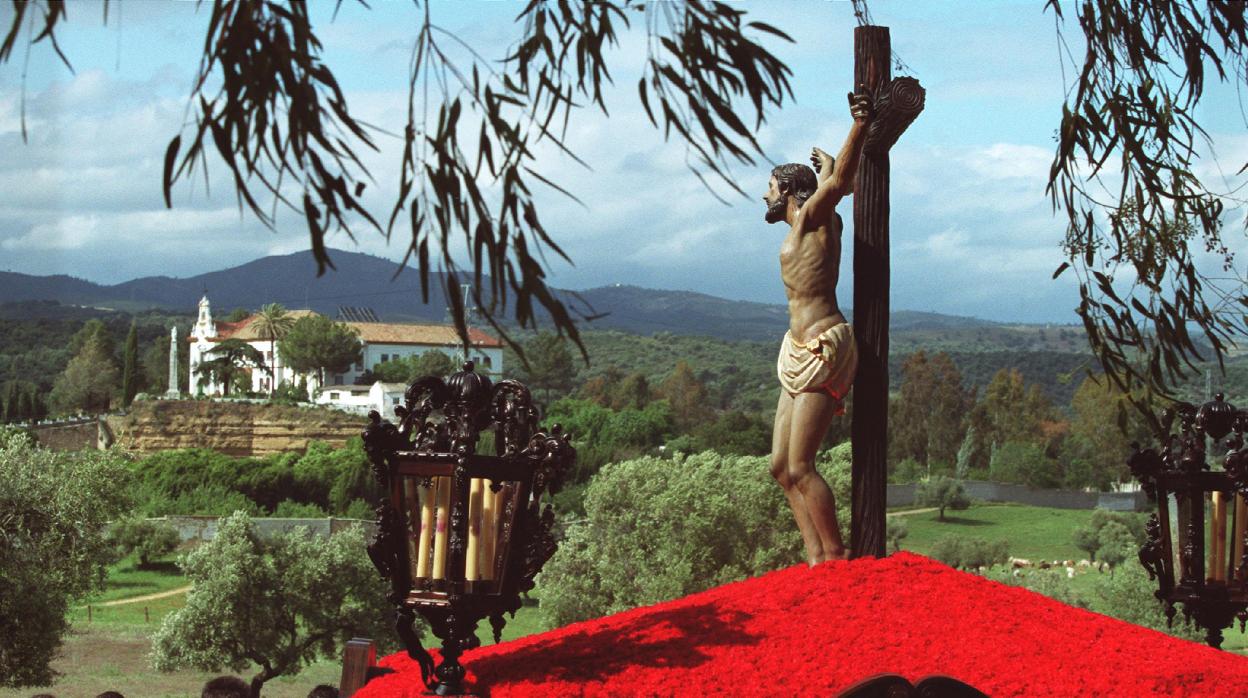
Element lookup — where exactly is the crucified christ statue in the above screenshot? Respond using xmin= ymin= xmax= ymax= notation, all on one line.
xmin=766 ymin=91 xmax=872 ymax=566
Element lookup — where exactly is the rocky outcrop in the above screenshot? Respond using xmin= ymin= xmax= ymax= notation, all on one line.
xmin=107 ymin=399 xmax=367 ymax=457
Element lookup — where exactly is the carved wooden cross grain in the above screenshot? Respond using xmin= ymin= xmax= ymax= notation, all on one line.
xmin=851 ymin=26 xmax=924 ymax=558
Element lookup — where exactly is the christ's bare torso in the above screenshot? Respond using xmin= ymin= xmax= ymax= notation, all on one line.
xmin=780 ymin=211 xmax=845 ymax=345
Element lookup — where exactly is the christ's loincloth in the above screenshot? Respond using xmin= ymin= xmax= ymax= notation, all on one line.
xmin=776 ymin=322 xmax=858 ymax=415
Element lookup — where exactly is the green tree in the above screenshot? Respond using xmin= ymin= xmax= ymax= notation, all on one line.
xmin=578 ymin=367 xmax=625 ymax=408
xmin=1095 ymin=520 xmax=1135 ymax=577
xmin=122 ymin=320 xmax=140 ymax=406
xmin=251 ymin=303 xmax=296 ymax=397
xmin=658 ymin=360 xmax=712 ymax=432
xmin=955 ymin=423 xmax=978 ymax=480
xmin=225 ymin=307 xmax=251 ymax=323
xmin=989 ymin=440 xmax=1058 ymax=488
xmin=152 ymin=512 xmax=399 ymax=698
xmin=613 ymin=372 xmax=653 ymax=410
xmin=1 ymin=382 xmax=17 ymax=423
xmin=200 ymin=338 xmax=268 ymax=396
xmin=914 ymin=476 xmax=971 ymax=521
xmin=49 ymin=332 xmax=119 ymax=414
xmin=67 ymin=319 xmax=116 ymax=363
xmin=1065 ymin=376 xmax=1151 ymax=491
xmin=892 ymin=351 xmax=969 ymax=466
xmin=536 ymin=451 xmax=804 ymax=629
xmin=693 ymin=410 xmax=771 ymax=456
xmin=0 ymin=432 xmax=132 ymax=688
xmin=514 ymin=333 xmax=575 ymax=405
xmin=106 ymin=516 xmax=181 ymax=568
xmin=373 ymin=349 xmax=456 ymax=384
xmin=978 ymin=369 xmax=1050 ymax=448
xmin=279 ymin=315 xmax=363 ymax=388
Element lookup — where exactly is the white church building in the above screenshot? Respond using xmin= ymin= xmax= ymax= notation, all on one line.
xmin=188 ymin=296 xmax=504 ymax=401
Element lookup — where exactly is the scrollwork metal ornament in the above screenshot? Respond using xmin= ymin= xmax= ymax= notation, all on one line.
xmin=360 ymin=362 xmax=575 ymax=695
xmin=1130 ymin=392 xmax=1248 ymax=649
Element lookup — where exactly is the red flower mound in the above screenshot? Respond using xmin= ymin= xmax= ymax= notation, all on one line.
xmin=356 ymin=552 xmax=1248 ymax=697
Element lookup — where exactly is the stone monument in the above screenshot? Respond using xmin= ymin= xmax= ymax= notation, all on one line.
xmin=165 ymin=326 xmax=180 ymax=398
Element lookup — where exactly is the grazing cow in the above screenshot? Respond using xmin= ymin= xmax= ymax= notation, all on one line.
xmin=1010 ymin=558 xmax=1031 ymax=569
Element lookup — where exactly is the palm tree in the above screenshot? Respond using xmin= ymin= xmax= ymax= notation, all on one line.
xmin=251 ymin=303 xmax=295 ymax=397
xmin=203 ymin=339 xmax=267 ymax=396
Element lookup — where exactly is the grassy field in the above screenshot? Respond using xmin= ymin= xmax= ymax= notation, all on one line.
xmin=895 ymin=502 xmax=1248 ymax=653
xmin=6 ymin=549 xmax=548 ymax=698
xmin=896 ymin=502 xmax=1095 ymax=562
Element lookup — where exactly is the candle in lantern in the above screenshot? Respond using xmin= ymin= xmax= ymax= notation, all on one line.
xmin=1210 ymin=491 xmax=1227 ymax=583
xmin=466 ymin=478 xmax=483 ymax=581
xmin=1234 ymin=494 xmax=1246 ymax=582
xmin=480 ymin=479 xmax=496 ymax=581
xmin=432 ymin=477 xmax=451 ymax=580
xmin=404 ymin=478 xmax=422 ymax=579
xmin=415 ymin=478 xmax=436 ymax=579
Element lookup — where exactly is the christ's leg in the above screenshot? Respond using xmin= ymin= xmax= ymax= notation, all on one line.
xmin=771 ymin=390 xmax=823 ymax=565
xmin=787 ymin=390 xmax=847 ymax=562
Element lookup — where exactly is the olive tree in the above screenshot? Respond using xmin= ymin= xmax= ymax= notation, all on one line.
xmin=0 ymin=429 xmax=132 ymax=688
xmin=151 ymin=512 xmax=402 ymax=698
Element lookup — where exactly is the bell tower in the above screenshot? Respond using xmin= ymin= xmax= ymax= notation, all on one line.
xmin=195 ymin=295 xmax=218 ymax=339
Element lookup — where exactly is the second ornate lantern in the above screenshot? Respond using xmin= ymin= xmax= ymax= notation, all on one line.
xmin=1129 ymin=393 xmax=1248 ymax=648
xmin=361 ymin=362 xmax=575 ymax=695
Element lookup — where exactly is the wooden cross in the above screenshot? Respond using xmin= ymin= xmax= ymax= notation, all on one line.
xmin=851 ymin=26 xmax=925 ymax=558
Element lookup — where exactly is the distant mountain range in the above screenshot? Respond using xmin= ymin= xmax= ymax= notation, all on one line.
xmin=0 ymin=249 xmax=1064 ymax=344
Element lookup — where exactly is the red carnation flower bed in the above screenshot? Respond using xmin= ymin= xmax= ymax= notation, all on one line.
xmin=355 ymin=552 xmax=1248 ymax=697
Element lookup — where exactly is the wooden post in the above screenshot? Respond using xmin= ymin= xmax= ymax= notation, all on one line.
xmin=851 ymin=25 xmax=924 ymax=559
xmin=339 ymin=637 xmax=377 ymax=698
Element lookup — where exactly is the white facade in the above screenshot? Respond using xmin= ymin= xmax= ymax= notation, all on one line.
xmin=188 ymin=297 xmax=504 ymax=397
xmin=314 ymin=384 xmax=372 ymax=414
xmin=369 ymin=382 xmax=407 ymax=420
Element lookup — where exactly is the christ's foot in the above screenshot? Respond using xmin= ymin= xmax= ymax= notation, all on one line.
xmin=821 ymin=546 xmax=850 ymax=563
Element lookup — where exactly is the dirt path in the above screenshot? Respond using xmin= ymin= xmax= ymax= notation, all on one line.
xmin=886 ymin=507 xmax=938 ymax=517
xmin=88 ymin=585 xmax=192 ymax=607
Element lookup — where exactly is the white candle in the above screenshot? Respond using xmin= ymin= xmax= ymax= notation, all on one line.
xmin=480 ymin=479 xmax=496 ymax=581
xmin=415 ymin=478 xmax=436 ymax=579
xmin=466 ymin=478 xmax=483 ymax=581
xmin=432 ymin=477 xmax=450 ymax=580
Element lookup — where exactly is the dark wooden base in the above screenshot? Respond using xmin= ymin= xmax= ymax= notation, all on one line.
xmin=836 ymin=673 xmax=989 ymax=698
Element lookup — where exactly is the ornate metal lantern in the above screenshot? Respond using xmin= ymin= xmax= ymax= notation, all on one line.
xmin=361 ymin=362 xmax=574 ymax=695
xmin=1129 ymin=393 xmax=1248 ymax=648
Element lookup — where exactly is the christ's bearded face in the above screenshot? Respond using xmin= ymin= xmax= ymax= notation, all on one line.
xmin=763 ymin=176 xmax=787 ymax=224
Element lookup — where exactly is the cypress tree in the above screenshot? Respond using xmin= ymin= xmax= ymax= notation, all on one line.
xmin=122 ymin=320 xmax=140 ymax=407
xmin=2 ymin=382 xmax=18 ymax=423
xmin=17 ymin=389 xmax=33 ymax=424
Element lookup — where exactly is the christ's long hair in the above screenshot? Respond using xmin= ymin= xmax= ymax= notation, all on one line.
xmin=771 ymin=163 xmax=818 ymax=207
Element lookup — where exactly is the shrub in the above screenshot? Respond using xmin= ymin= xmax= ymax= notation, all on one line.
xmin=914 ymin=476 xmax=971 ymax=521
xmin=272 ymin=499 xmax=329 ymax=518
xmin=107 ymin=516 xmax=181 ymax=567
xmin=1094 ymin=562 xmax=1203 ymax=643
xmin=886 ymin=517 xmax=908 ymax=553
xmin=986 ymin=567 xmax=1089 ymax=609
xmin=930 ymin=535 xmax=1009 ymax=571
xmin=890 ymin=457 xmax=925 ymax=484
xmin=1070 ymin=508 xmax=1147 ymax=563
xmin=536 ymin=451 xmax=804 ymax=629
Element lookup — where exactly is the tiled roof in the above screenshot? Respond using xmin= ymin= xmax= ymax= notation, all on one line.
xmin=191 ymin=310 xmax=501 ymax=348
xmin=345 ymin=322 xmax=503 ymax=348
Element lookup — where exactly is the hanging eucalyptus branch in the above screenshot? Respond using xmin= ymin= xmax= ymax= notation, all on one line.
xmin=1046 ymin=0 xmax=1248 ymax=431
xmin=2 ymin=0 xmax=795 ymax=363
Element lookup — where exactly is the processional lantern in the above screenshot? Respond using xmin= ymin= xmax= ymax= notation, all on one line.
xmin=361 ymin=361 xmax=575 ymax=695
xmin=1129 ymin=393 xmax=1248 ymax=648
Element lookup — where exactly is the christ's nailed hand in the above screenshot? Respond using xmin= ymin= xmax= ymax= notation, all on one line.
xmin=848 ymin=92 xmax=873 ymax=122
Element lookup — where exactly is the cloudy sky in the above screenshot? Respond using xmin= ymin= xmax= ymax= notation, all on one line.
xmin=1 ymin=0 xmax=1244 ymax=324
